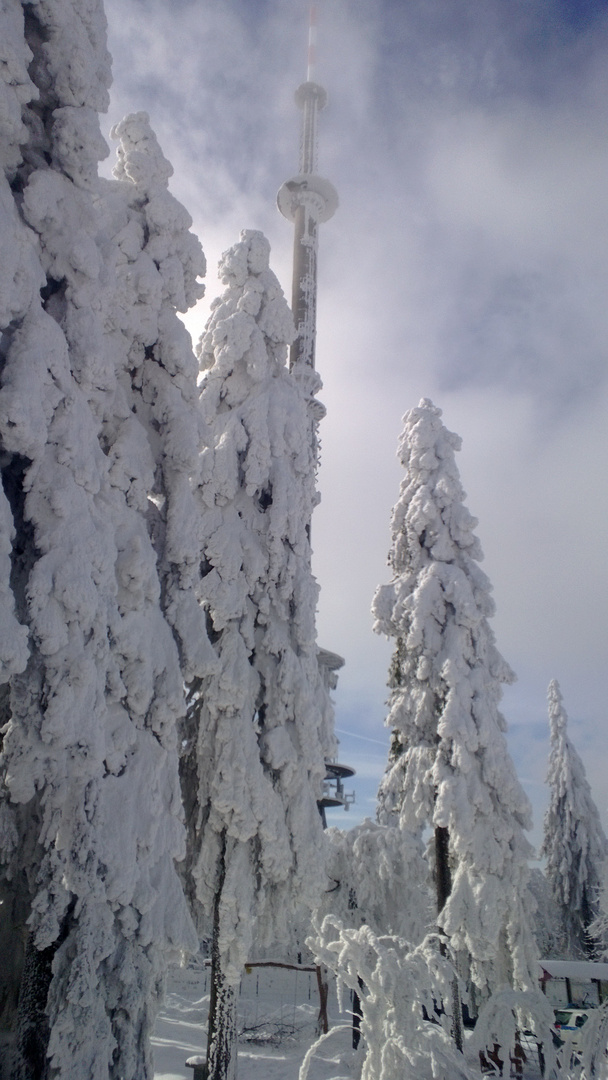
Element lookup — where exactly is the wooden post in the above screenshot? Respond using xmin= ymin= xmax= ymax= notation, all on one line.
xmin=511 ymin=1033 xmax=526 ymax=1079
xmin=315 ymin=965 xmax=329 ymax=1035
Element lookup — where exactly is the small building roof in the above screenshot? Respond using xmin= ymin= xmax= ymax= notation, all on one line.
xmin=540 ymin=959 xmax=608 ymax=981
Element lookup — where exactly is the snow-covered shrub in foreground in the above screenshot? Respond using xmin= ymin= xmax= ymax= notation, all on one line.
xmin=577 ymin=1002 xmax=608 ymax=1080
xmin=469 ymin=988 xmax=557 ymax=1078
xmin=302 ymin=915 xmax=477 ymax=1080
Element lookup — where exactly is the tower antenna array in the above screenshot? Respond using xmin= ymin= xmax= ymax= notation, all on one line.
xmin=277 ymin=4 xmax=338 ymax=371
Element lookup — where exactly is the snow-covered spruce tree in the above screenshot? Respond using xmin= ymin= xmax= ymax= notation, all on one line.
xmin=183 ymin=230 xmax=334 ymax=1080
xmin=0 ymin=3 xmax=207 ymax=1074
xmin=540 ymin=679 xmax=608 ymax=957
xmin=372 ymin=399 xmax=538 ymax=1004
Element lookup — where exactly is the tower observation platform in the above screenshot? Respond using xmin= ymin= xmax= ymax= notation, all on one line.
xmin=277 ymin=78 xmax=338 ymax=370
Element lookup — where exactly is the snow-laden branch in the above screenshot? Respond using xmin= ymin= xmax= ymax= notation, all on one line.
xmin=305 ymin=915 xmax=477 ymax=1080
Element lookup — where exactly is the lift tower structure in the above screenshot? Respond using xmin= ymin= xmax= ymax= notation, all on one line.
xmin=277 ymin=5 xmax=338 ymax=372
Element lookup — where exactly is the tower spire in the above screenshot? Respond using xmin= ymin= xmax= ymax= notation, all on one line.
xmin=307 ymin=2 xmax=317 ymax=82
xmin=277 ymin=4 xmax=338 ymax=371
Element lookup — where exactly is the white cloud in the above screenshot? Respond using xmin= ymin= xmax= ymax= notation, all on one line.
xmin=103 ymin=0 xmax=608 ymax=840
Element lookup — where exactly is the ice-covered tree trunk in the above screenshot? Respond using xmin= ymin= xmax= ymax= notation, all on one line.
xmin=433 ymin=825 xmax=464 ymax=1051
xmin=372 ymin=399 xmax=538 ymax=1002
xmin=540 ymin=680 xmax=608 ymax=958
xmin=0 ymin=4 xmax=207 ymax=1075
xmin=184 ymin=230 xmax=334 ymax=1079
xmin=206 ymin=831 xmax=237 ymax=1080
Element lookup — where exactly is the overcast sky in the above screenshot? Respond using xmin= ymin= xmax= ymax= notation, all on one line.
xmin=102 ymin=0 xmax=608 ymax=847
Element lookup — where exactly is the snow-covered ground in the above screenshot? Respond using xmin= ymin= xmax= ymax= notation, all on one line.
xmin=153 ymin=961 xmax=356 ymax=1080
xmin=152 ymin=961 xmax=546 ymax=1080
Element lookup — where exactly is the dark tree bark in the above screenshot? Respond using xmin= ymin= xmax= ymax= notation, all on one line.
xmin=206 ymin=833 xmax=237 ymax=1080
xmin=582 ymin=884 xmax=596 ymax=958
xmin=434 ymin=826 xmax=452 ymax=915
xmin=14 ymin=935 xmax=55 ymax=1080
xmin=315 ymin=965 xmax=329 ymax=1036
xmin=352 ymin=978 xmax=363 ymax=1050
xmin=434 ymin=825 xmax=464 ymax=1054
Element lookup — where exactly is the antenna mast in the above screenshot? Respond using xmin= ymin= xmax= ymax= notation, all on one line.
xmin=278 ymin=9 xmax=355 ymax=823
xmin=277 ymin=4 xmax=338 ymax=371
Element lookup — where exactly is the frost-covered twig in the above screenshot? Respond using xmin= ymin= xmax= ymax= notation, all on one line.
xmin=306 ymin=915 xmax=477 ymax=1080
xmin=298 ymin=1024 xmax=352 ymax=1080
xmin=578 ymin=1002 xmax=608 ymax=1079
xmin=470 ymin=988 xmax=557 ymax=1078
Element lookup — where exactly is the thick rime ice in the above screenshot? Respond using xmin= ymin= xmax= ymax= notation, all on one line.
xmin=372 ymin=399 xmax=537 ymax=995
xmin=106 ymin=111 xmax=211 ymax=686
xmin=540 ymin=680 xmax=608 ymax=957
xmin=527 ymin=867 xmax=569 ymax=958
xmin=185 ymin=230 xmax=334 ymax=985
xmin=0 ymin=3 xmax=206 ymax=1075
xmin=319 ymin=821 xmax=431 ymax=945
xmin=304 ymin=916 xmax=477 ymax=1080
xmin=469 ymin=989 xmax=557 ymax=1077
xmin=577 ymin=1003 xmax=608 ymax=1079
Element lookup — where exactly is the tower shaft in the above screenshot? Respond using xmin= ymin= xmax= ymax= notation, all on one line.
xmin=278 ymin=75 xmax=337 ymax=371
xmin=299 ymin=83 xmax=321 ymax=173
xmin=290 ymin=197 xmax=319 ymax=369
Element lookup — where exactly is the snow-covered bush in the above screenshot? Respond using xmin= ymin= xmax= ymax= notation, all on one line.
xmin=541 ymin=680 xmax=608 ymax=958
xmin=469 ymin=988 xmax=557 ymax=1078
xmin=302 ymin=915 xmax=477 ymax=1080
xmin=0 ymin=3 xmax=207 ymax=1075
xmin=372 ymin=399 xmax=537 ymax=997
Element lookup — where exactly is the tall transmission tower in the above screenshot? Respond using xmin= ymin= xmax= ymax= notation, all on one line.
xmin=277 ymin=4 xmax=338 ymax=371
xmin=278 ymin=8 xmax=355 ymax=824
